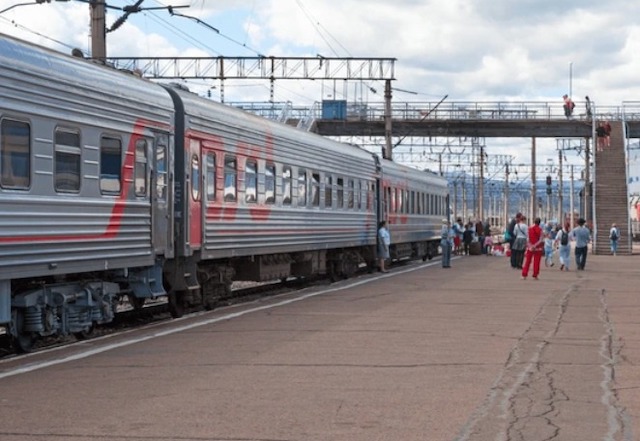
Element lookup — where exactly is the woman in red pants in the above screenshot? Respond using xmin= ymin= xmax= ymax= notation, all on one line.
xmin=522 ymin=217 xmax=544 ymax=280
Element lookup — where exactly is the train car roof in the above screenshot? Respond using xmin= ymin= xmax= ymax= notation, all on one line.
xmin=167 ymin=86 xmax=378 ymax=164
xmin=0 ymin=33 xmax=173 ymax=113
xmin=379 ymin=157 xmax=449 ymax=187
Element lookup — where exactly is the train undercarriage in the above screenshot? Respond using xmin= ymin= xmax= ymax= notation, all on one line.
xmin=2 ymin=240 xmax=439 ymax=353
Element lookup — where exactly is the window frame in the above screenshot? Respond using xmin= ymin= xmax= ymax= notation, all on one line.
xmin=265 ymin=162 xmax=276 ymax=204
xmin=0 ymin=118 xmax=31 ymax=190
xmin=297 ymin=168 xmax=307 ymax=207
xmin=245 ymin=159 xmax=257 ymax=204
xmin=54 ymin=127 xmax=81 ymax=193
xmin=134 ymin=138 xmax=148 ymax=197
xmin=99 ymin=136 xmax=122 ymax=195
xmin=223 ymin=155 xmax=237 ymax=202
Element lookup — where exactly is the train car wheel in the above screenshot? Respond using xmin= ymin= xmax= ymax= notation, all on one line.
xmin=74 ymin=326 xmax=94 ymax=341
xmin=168 ymin=291 xmax=185 ymax=318
xmin=14 ymin=333 xmax=35 ymax=353
xmin=328 ymin=261 xmax=339 ymax=283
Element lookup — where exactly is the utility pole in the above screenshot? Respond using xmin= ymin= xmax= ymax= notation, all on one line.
xmin=383 ymin=80 xmax=393 ymax=160
xmin=479 ymin=144 xmax=484 ymax=221
xmin=504 ymin=163 xmax=510 ymax=228
xmin=584 ymin=137 xmax=591 ymax=222
xmin=90 ymin=0 xmax=107 ymax=61
xmin=531 ymin=137 xmax=537 ymax=219
xmin=558 ymin=150 xmax=563 ymax=223
xmin=570 ymin=165 xmax=575 ymax=229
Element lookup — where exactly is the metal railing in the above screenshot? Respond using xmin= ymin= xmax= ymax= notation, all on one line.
xmin=228 ymin=100 xmax=640 ymax=123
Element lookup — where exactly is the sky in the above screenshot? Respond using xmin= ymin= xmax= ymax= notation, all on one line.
xmin=2 ymin=0 xmax=640 ymax=177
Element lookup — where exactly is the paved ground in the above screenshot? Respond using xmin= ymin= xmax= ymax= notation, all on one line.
xmin=1 ymin=248 xmax=639 ymax=441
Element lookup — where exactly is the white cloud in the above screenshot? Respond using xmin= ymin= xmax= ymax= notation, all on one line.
xmin=2 ymin=0 xmax=638 ymax=170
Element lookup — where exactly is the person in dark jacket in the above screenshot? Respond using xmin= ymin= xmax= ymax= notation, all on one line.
xmin=463 ymin=223 xmax=474 ymax=255
xmin=507 ymin=212 xmax=522 ymax=268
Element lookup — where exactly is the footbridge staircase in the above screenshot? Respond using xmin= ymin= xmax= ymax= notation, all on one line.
xmin=593 ymin=121 xmax=631 ymax=255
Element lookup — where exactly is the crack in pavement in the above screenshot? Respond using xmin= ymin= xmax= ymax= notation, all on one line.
xmin=454 ymin=282 xmax=634 ymax=441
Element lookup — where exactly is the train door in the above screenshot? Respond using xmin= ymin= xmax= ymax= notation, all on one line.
xmin=152 ymin=133 xmax=174 ymax=256
xmin=188 ymin=138 xmax=202 ymax=250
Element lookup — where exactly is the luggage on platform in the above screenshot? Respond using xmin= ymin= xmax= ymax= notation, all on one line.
xmin=469 ymin=241 xmax=482 ymax=255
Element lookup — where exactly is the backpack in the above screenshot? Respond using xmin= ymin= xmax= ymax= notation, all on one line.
xmin=570 ymin=101 xmax=575 ymax=110
xmin=560 ymin=230 xmax=568 ymax=246
xmin=610 ymin=229 xmax=618 ymax=241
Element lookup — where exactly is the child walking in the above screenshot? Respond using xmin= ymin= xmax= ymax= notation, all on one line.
xmin=544 ymin=231 xmax=555 ymax=267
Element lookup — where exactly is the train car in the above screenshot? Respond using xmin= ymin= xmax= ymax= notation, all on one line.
xmin=0 ymin=34 xmax=175 ymax=351
xmin=0 ymin=33 xmax=450 ymax=350
xmin=162 ymin=87 xmax=380 ymax=314
xmin=378 ymin=159 xmax=449 ymax=261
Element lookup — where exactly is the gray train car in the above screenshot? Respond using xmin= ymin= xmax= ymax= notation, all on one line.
xmin=0 ymin=34 xmax=174 ymax=350
xmin=379 ymin=159 xmax=449 ymax=260
xmin=163 ymin=87 xmax=380 ymax=309
xmin=0 ymin=33 xmax=450 ymax=349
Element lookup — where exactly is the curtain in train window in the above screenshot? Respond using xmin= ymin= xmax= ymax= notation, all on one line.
xmin=224 ymin=156 xmax=237 ymax=202
xmin=265 ymin=163 xmax=275 ymax=204
xmin=282 ymin=166 xmax=292 ymax=205
xmin=206 ymin=153 xmax=216 ymax=201
xmin=0 ymin=119 xmax=30 ymax=189
xmin=245 ymin=160 xmax=257 ymax=203
xmin=155 ymin=138 xmax=168 ymax=201
xmin=135 ymin=139 xmax=148 ymax=197
xmin=54 ymin=128 xmax=80 ymax=193
xmin=191 ymin=154 xmax=200 ymax=201
xmin=100 ymin=137 xmax=122 ymax=194
xmin=337 ymin=177 xmax=344 ymax=208
xmin=297 ymin=169 xmax=307 ymax=206
xmin=311 ymin=172 xmax=320 ymax=206
xmin=325 ymin=175 xmax=332 ymax=208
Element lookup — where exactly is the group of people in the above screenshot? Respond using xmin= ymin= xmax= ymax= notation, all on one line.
xmin=378 ymin=214 xmax=621 ymax=275
xmin=440 ymin=217 xmax=496 ymax=268
xmin=562 ymin=94 xmax=597 ymax=123
xmin=504 ymin=213 xmax=608 ymax=280
xmin=596 ymin=120 xmax=612 ymax=151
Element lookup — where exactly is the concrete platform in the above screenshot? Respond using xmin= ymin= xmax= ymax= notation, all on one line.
xmin=1 ymin=249 xmax=639 ymax=440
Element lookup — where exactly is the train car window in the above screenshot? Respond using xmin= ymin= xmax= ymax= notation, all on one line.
xmin=0 ymin=119 xmax=30 ymax=189
xmin=135 ymin=139 xmax=148 ymax=197
xmin=297 ymin=169 xmax=307 ymax=207
xmin=337 ymin=177 xmax=344 ymax=208
xmin=311 ymin=172 xmax=320 ymax=207
xmin=357 ymin=181 xmax=362 ymax=210
xmin=385 ymin=186 xmax=391 ymax=215
xmin=282 ymin=166 xmax=291 ymax=205
xmin=391 ymin=188 xmax=400 ymax=213
xmin=245 ymin=160 xmax=257 ymax=203
xmin=265 ymin=163 xmax=275 ymax=204
xmin=206 ymin=153 xmax=215 ymax=201
xmin=417 ymin=192 xmax=422 ymax=214
xmin=191 ymin=154 xmax=200 ymax=201
xmin=224 ymin=156 xmax=237 ymax=202
xmin=347 ymin=179 xmax=354 ymax=209
xmin=156 ymin=139 xmax=167 ymax=201
xmin=324 ymin=175 xmax=332 ymax=208
xmin=368 ymin=183 xmax=375 ymax=211
xmin=99 ymin=137 xmax=122 ymax=194
xmin=54 ymin=128 xmax=80 ymax=193
xmin=429 ymin=194 xmax=434 ymax=215
xmin=411 ymin=191 xmax=415 ymax=214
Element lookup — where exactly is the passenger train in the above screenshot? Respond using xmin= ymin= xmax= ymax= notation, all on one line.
xmin=0 ymin=34 xmax=449 ymax=351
